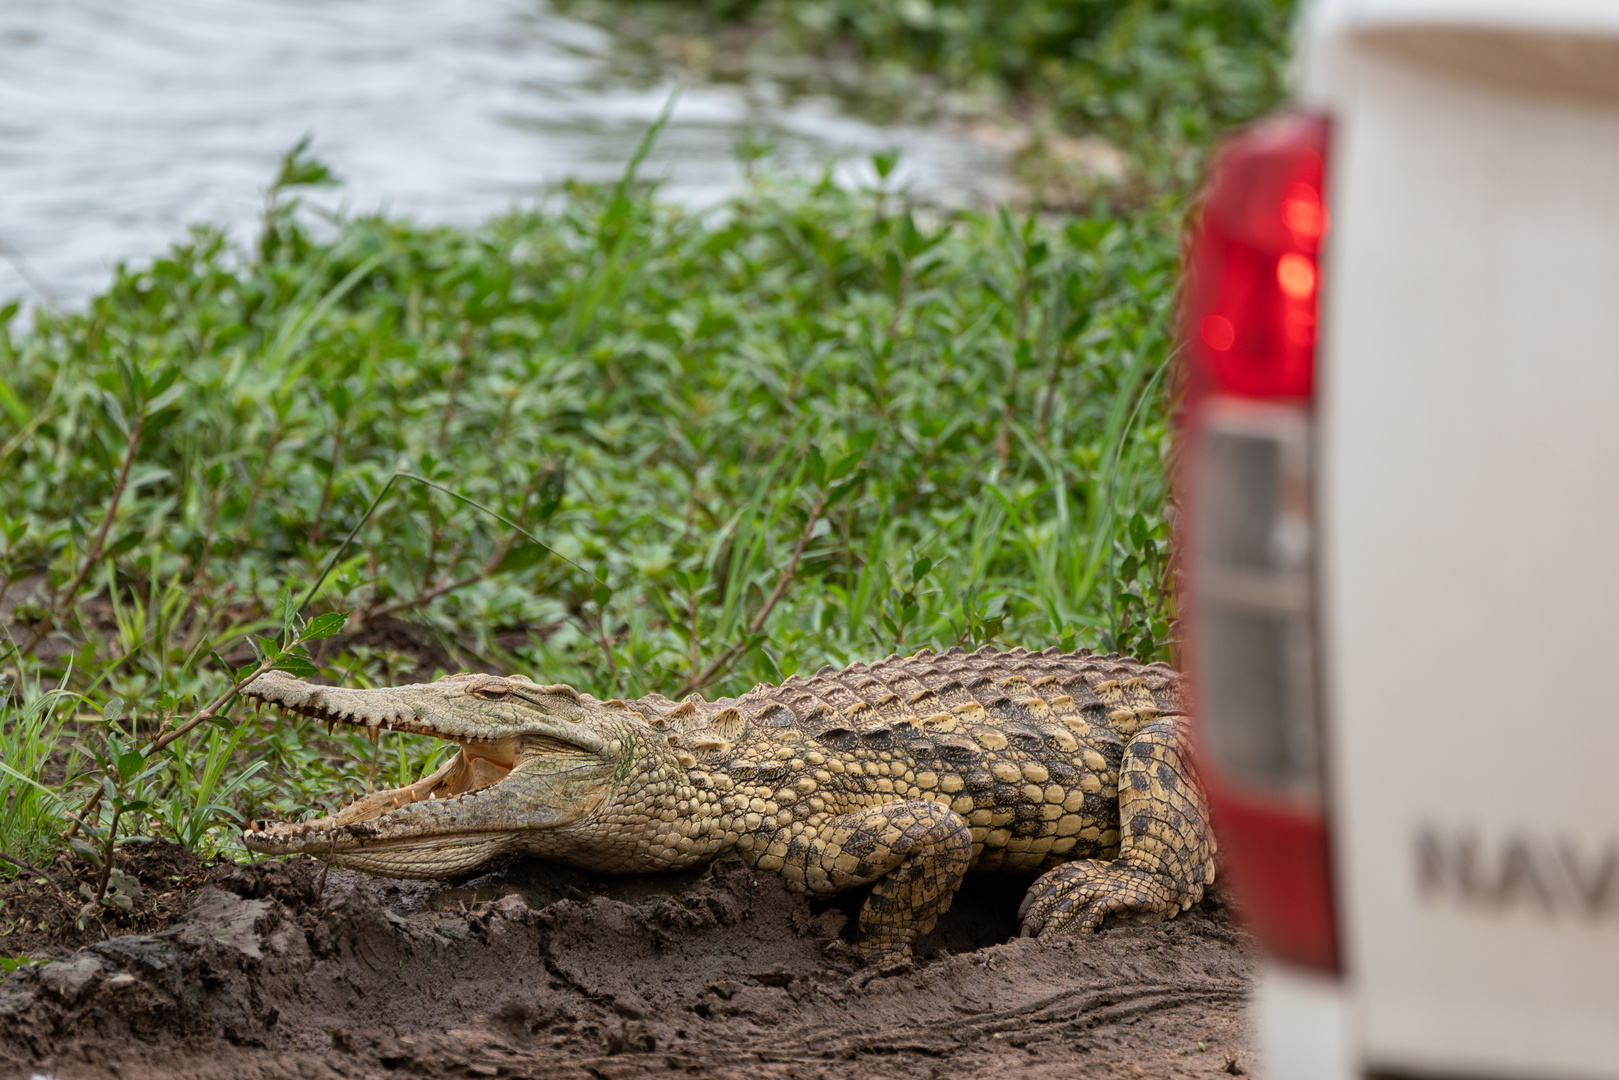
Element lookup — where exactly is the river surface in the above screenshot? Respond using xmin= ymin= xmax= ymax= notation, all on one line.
xmin=0 ymin=0 xmax=1011 ymax=308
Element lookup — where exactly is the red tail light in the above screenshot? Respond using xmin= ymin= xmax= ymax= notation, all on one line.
xmin=1179 ymin=112 xmax=1340 ymax=973
xmin=1185 ymin=113 xmax=1329 ymax=402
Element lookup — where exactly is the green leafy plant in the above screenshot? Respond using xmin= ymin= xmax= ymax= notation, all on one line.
xmin=0 ymin=131 xmax=1191 ymax=880
xmin=877 ymin=555 xmax=938 ymax=653
xmin=0 ymin=955 xmax=44 ymax=981
xmin=152 ymin=719 xmax=270 ymax=856
xmin=73 ymin=707 xmax=166 ymax=913
xmin=0 ymin=682 xmax=80 ymax=875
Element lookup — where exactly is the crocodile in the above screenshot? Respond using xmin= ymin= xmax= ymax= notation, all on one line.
xmin=241 ymin=645 xmax=1216 ymax=961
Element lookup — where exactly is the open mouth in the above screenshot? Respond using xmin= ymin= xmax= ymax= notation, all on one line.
xmin=242 ymin=691 xmax=518 ymax=839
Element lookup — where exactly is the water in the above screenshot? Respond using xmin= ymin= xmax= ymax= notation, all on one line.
xmin=0 ymin=0 xmax=1012 ymax=308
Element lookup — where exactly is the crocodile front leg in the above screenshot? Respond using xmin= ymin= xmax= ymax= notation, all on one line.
xmin=750 ymin=800 xmax=972 ymax=963
xmin=1017 ymin=717 xmax=1216 ymax=935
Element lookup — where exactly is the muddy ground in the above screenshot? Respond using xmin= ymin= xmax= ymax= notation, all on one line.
xmin=1 ymin=845 xmax=1257 ymax=1080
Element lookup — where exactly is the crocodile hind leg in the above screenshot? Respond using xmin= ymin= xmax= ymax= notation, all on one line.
xmin=1018 ymin=716 xmax=1216 ymax=936
xmin=754 ymin=799 xmax=972 ymax=963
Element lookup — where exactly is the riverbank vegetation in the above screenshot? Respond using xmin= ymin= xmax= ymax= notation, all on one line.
xmin=571 ymin=0 xmax=1296 ymax=194
xmin=0 ymin=0 xmax=1293 ymax=938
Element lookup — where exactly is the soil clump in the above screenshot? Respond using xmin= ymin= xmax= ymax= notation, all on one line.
xmin=1 ymin=852 xmax=1256 ymax=1079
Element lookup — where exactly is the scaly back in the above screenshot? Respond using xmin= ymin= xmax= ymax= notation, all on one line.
xmin=608 ymin=644 xmax=1182 ymax=758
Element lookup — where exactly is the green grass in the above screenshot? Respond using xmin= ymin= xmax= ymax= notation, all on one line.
xmin=0 ymin=676 xmax=80 ymax=873
xmin=0 ymin=115 xmax=1193 ymax=894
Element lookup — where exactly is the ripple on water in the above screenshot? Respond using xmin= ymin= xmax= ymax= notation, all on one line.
xmin=0 ymin=0 xmax=1012 ymax=306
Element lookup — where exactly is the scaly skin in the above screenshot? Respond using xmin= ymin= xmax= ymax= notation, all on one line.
xmin=241 ymin=645 xmax=1217 ymax=961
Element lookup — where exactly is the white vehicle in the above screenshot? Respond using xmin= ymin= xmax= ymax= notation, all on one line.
xmin=1176 ymin=2 xmax=1619 ymax=1077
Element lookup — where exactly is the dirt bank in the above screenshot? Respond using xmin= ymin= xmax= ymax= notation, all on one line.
xmin=1 ymin=851 xmax=1256 ymax=1079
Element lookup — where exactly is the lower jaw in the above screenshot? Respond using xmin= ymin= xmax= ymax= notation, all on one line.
xmin=247 ymin=831 xmax=523 ymax=880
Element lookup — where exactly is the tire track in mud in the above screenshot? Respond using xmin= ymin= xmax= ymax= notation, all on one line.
xmin=819 ymin=979 xmax=1249 ymax=1053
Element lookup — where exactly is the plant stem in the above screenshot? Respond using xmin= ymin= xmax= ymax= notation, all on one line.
xmin=679 ymin=487 xmax=825 ymax=697
xmin=997 ymin=236 xmax=1035 ymax=464
xmin=0 ymin=849 xmax=54 ymax=881
xmin=93 ymin=804 xmax=122 ymax=905
xmin=360 ymin=532 xmax=510 ymax=626
xmin=437 ymin=323 xmax=471 ymax=454
xmin=233 ymin=416 xmax=284 ymax=557
xmin=192 ymin=467 xmax=226 ymax=585
xmin=63 ymin=786 xmax=103 ymax=842
xmin=55 ymin=408 xmax=146 ymax=616
xmin=595 ymin=606 xmax=619 ymax=695
xmin=148 ymin=652 xmax=280 ymax=754
xmin=23 ymin=407 xmax=147 ymax=658
xmin=309 ymin=417 xmax=344 ymax=546
xmin=687 ymin=578 xmax=701 ymax=691
xmin=295 ymin=471 xmax=585 ymax=623
xmin=421 ymin=497 xmax=446 ymax=592
xmin=1037 ymin=338 xmax=1070 ymax=439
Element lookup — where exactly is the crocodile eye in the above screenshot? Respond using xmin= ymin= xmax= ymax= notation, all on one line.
xmin=470 ymin=685 xmax=510 ymax=701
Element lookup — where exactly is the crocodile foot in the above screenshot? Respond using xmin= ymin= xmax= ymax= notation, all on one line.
xmin=1017 ymin=858 xmax=1183 ymax=935
xmin=1020 ymin=715 xmax=1216 ymax=937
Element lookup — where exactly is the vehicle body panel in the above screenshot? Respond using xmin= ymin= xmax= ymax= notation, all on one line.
xmin=1250 ymin=2 xmax=1619 ymax=1076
